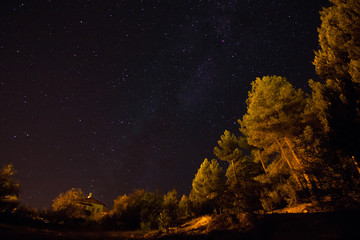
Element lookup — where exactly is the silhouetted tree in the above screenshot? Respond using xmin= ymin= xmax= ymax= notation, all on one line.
xmin=214 ymin=130 xmax=243 ymax=185
xmin=308 ymin=0 xmax=360 ymax=205
xmin=314 ymin=0 xmax=360 ymax=89
xmin=111 ymin=189 xmax=145 ymax=229
xmin=110 ymin=189 xmax=162 ymax=230
xmin=139 ymin=191 xmax=162 ymax=230
xmin=313 ymin=0 xmax=360 ymax=159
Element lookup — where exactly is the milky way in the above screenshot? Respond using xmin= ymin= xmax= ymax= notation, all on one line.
xmin=0 ymin=0 xmax=329 ymax=208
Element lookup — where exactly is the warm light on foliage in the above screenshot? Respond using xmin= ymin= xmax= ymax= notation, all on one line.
xmin=0 ymin=164 xmax=20 ymax=212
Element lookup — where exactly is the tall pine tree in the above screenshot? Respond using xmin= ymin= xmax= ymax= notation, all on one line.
xmin=240 ymin=76 xmax=314 ymax=208
xmin=190 ymin=158 xmax=225 ymax=214
xmin=313 ymin=0 xmax=360 ymax=158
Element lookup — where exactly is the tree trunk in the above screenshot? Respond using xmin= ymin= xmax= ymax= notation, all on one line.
xmin=257 ymin=151 xmax=267 ymax=174
xmin=276 ymin=139 xmax=303 ymax=188
xmin=268 ymin=157 xmax=284 ymax=174
xmin=283 ymin=137 xmax=313 ymax=190
xmin=352 ymin=156 xmax=360 ymax=176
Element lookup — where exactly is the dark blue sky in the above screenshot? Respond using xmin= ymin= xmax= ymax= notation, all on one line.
xmin=0 ymin=0 xmax=329 ymax=208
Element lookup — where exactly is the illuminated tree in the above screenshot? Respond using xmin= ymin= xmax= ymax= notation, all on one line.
xmin=178 ymin=194 xmax=191 ymax=217
xmin=214 ymin=130 xmax=243 ymax=162
xmin=240 ymin=76 xmax=309 ymax=182
xmin=304 ymin=80 xmax=331 ymax=134
xmin=239 ymin=76 xmax=316 ymax=210
xmin=214 ymin=130 xmax=243 ymax=185
xmin=158 ymin=189 xmax=179 ymax=230
xmin=0 ymin=164 xmax=20 ymax=212
xmin=52 ymin=188 xmax=86 ymax=219
xmin=240 ymin=76 xmax=306 ymax=148
xmin=214 ymin=130 xmax=259 ymax=186
xmin=214 ymin=131 xmax=261 ymax=212
xmin=190 ymin=158 xmax=225 ymax=213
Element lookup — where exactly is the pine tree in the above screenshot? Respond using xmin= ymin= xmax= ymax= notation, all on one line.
xmin=178 ymin=194 xmax=191 ymax=217
xmin=214 ymin=130 xmax=243 ymax=185
xmin=240 ymin=76 xmax=306 ymax=148
xmin=239 ymin=76 xmax=315 ymax=208
xmin=313 ymin=0 xmax=360 ymax=158
xmin=307 ymin=1 xmax=360 ymax=205
xmin=214 ymin=130 xmax=261 ymax=212
xmin=314 ymin=0 xmax=360 ymax=88
xmin=190 ymin=158 xmax=225 ymax=214
xmin=240 ymin=76 xmax=309 ymax=186
xmin=158 ymin=189 xmax=179 ymax=230
xmin=139 ymin=191 xmax=162 ymax=230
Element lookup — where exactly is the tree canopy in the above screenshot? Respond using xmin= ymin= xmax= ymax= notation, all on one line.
xmin=51 ymin=188 xmax=86 ymax=219
xmin=190 ymin=158 xmax=225 ymax=213
xmin=158 ymin=189 xmax=179 ymax=230
xmin=239 ymin=76 xmax=308 ymax=182
xmin=313 ymin=0 xmax=360 ymax=158
xmin=314 ymin=0 xmax=360 ymax=87
xmin=240 ymin=76 xmax=306 ymax=150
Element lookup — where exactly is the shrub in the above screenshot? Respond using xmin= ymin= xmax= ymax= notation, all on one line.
xmin=206 ymin=212 xmax=255 ymax=232
xmin=260 ymin=181 xmax=299 ymax=212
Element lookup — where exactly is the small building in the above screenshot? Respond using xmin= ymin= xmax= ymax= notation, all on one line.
xmin=76 ymin=193 xmax=107 ymax=220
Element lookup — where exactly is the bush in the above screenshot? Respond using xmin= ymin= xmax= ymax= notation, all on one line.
xmin=206 ymin=212 xmax=255 ymax=232
xmin=111 ymin=189 xmax=144 ymax=229
xmin=206 ymin=213 xmax=234 ymax=232
xmin=260 ymin=181 xmax=299 ymax=212
xmin=111 ymin=189 xmax=163 ymax=230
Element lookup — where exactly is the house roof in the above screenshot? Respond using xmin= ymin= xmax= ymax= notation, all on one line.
xmin=77 ymin=197 xmax=106 ymax=206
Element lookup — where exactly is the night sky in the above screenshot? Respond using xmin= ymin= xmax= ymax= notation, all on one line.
xmin=0 ymin=0 xmax=330 ymax=209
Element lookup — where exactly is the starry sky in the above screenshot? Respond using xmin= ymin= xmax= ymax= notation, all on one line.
xmin=0 ymin=0 xmax=330 ymax=209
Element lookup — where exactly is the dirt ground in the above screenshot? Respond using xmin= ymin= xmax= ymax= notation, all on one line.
xmin=1 ymin=211 xmax=360 ymax=240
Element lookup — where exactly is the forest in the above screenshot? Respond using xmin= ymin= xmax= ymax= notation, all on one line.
xmin=1 ymin=0 xmax=360 ymax=239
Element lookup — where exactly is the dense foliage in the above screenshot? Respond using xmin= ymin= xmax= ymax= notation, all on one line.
xmin=0 ymin=164 xmax=20 ymax=212
xmin=313 ymin=0 xmax=360 ymax=159
xmin=190 ymin=158 xmax=225 ymax=214
xmin=51 ymin=188 xmax=88 ymax=223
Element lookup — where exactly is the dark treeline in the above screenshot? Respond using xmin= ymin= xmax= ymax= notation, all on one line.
xmin=1 ymin=0 xmax=360 ymax=233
